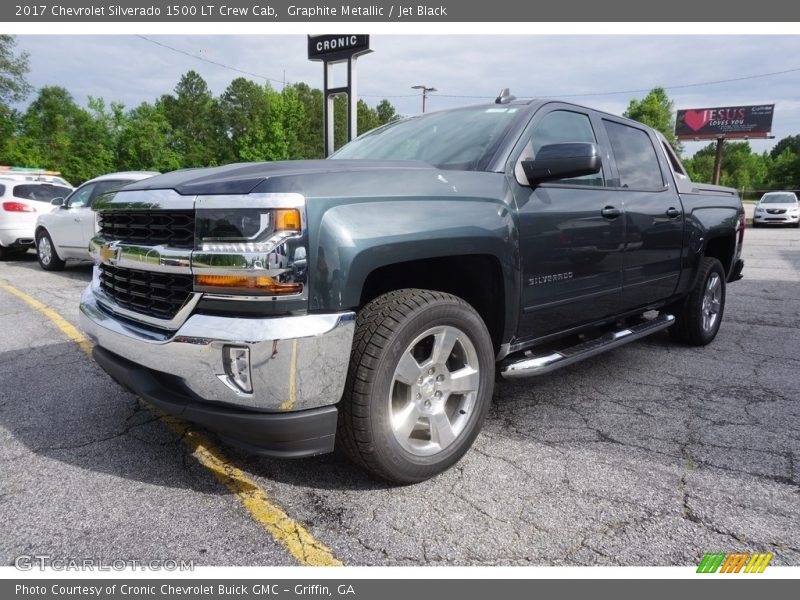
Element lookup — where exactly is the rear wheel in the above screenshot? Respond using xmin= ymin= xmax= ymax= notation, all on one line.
xmin=36 ymin=230 xmax=66 ymax=271
xmin=337 ymin=289 xmax=495 ymax=484
xmin=669 ymin=257 xmax=726 ymax=346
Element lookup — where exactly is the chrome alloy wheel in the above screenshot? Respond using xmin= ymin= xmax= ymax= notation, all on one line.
xmin=38 ymin=235 xmax=52 ymax=266
xmin=388 ymin=325 xmax=481 ymax=457
xmin=701 ymin=272 xmax=722 ymax=333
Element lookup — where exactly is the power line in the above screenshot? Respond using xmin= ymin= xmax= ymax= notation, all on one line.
xmin=125 ymin=37 xmax=800 ymax=104
xmin=135 ymin=35 xmax=288 ymax=87
xmin=428 ymin=65 xmax=800 ymax=100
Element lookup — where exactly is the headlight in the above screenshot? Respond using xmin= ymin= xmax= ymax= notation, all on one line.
xmin=192 ymin=199 xmax=307 ymax=297
xmin=755 ymin=207 xmax=765 ymax=214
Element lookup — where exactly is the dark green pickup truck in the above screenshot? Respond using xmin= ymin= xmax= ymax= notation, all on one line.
xmin=80 ymin=98 xmax=745 ymax=483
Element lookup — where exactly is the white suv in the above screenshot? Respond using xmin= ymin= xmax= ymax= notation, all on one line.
xmin=35 ymin=171 xmax=158 ymax=270
xmin=0 ymin=177 xmax=74 ymax=260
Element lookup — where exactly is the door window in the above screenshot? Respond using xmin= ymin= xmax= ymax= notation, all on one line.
xmin=516 ymin=110 xmax=604 ymax=187
xmin=603 ymin=120 xmax=665 ymax=191
xmin=66 ymin=183 xmax=96 ymax=208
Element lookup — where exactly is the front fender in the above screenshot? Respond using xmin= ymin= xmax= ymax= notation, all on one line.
xmin=309 ymin=198 xmax=519 ymax=336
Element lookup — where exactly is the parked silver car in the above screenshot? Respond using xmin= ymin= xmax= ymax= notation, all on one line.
xmin=752 ymin=192 xmax=800 ymax=228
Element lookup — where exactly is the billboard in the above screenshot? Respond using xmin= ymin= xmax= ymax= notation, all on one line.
xmin=675 ymin=104 xmax=774 ymax=140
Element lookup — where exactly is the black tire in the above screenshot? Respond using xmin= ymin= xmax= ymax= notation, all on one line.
xmin=751 ymin=222 xmax=759 ymax=228
xmin=337 ymin=289 xmax=495 ymax=484
xmin=36 ymin=230 xmax=66 ymax=271
xmin=668 ymin=257 xmax=726 ymax=346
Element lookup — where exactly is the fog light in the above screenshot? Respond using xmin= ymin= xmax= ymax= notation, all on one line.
xmin=223 ymin=345 xmax=252 ymax=394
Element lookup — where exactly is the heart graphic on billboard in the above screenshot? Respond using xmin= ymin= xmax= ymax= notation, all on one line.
xmin=683 ymin=110 xmax=711 ymax=132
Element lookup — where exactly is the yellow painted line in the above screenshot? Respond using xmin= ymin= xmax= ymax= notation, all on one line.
xmin=0 ymin=279 xmax=343 ymax=567
xmin=159 ymin=413 xmax=342 ymax=566
xmin=0 ymin=279 xmax=94 ymax=357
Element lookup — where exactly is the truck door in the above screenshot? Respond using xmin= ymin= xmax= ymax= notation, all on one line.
xmin=510 ymin=107 xmax=625 ymax=341
xmin=601 ymin=119 xmax=684 ymax=309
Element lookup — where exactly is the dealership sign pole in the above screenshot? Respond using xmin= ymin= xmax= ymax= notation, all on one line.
xmin=308 ymin=35 xmax=372 ymax=157
xmin=675 ymin=104 xmax=775 ymax=185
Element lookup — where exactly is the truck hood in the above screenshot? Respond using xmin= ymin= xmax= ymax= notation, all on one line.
xmin=122 ymin=160 xmax=435 ymax=196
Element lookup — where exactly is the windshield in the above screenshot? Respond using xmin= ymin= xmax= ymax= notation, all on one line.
xmin=13 ymin=184 xmax=73 ymax=202
xmin=761 ymin=194 xmax=797 ymax=204
xmin=331 ymin=106 xmax=522 ymax=171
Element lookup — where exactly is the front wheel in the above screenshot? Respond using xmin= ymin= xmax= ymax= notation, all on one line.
xmin=337 ymin=289 xmax=495 ymax=484
xmin=669 ymin=257 xmax=726 ymax=346
xmin=36 ymin=230 xmax=66 ymax=271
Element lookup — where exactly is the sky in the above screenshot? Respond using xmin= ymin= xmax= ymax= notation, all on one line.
xmin=15 ymin=34 xmax=800 ymax=154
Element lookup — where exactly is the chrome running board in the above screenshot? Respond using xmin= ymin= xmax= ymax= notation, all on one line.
xmin=500 ymin=314 xmax=675 ymax=379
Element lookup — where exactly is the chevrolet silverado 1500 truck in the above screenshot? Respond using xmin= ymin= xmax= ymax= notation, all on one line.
xmin=79 ymin=98 xmax=744 ymax=483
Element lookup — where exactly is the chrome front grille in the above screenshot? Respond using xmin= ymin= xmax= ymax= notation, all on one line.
xmin=98 ymin=211 xmax=195 ymax=248
xmin=98 ymin=264 xmax=193 ymax=320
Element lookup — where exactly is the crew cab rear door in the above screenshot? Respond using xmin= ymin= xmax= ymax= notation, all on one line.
xmin=508 ymin=104 xmax=625 ymax=341
xmin=601 ymin=118 xmax=684 ymax=309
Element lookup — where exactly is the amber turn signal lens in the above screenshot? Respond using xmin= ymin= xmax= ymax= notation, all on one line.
xmin=195 ymin=274 xmax=302 ymax=294
xmin=274 ymin=208 xmax=301 ymax=232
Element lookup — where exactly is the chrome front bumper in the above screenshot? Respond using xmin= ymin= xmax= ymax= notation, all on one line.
xmin=79 ymin=285 xmax=355 ymax=412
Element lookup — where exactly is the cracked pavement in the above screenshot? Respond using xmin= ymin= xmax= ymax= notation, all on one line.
xmin=1 ymin=227 xmax=798 ymax=566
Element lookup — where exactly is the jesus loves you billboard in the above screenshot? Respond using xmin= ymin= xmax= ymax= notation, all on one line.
xmin=675 ymin=104 xmax=774 ymax=139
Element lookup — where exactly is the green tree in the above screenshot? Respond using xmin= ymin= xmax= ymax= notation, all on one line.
xmin=683 ymin=141 xmax=769 ymax=191
xmin=291 ymin=82 xmax=324 ymax=159
xmin=161 ymin=70 xmax=228 ymax=168
xmin=375 ymin=99 xmax=399 ymax=125
xmin=623 ymin=87 xmax=682 ymax=152
xmin=0 ymin=35 xmax=32 ymax=106
xmin=116 ymin=102 xmax=180 ymax=172
xmin=2 ymin=86 xmax=118 ymax=183
xmin=767 ymin=148 xmax=800 ymax=190
xmin=769 ymin=135 xmax=800 ymax=160
xmin=220 ymin=77 xmax=272 ymax=161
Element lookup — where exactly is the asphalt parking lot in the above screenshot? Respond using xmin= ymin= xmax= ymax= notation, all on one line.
xmin=1 ymin=227 xmax=798 ymax=567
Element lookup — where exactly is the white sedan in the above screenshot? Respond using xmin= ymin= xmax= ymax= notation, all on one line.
xmin=752 ymin=191 xmax=800 ymax=228
xmin=35 ymin=171 xmax=158 ymax=270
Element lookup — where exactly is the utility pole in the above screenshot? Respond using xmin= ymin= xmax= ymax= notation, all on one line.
xmin=411 ymin=85 xmax=436 ymax=113
xmin=712 ymin=137 xmax=725 ymax=185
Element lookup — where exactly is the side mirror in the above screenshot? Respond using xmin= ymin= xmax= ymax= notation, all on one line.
xmin=50 ymin=197 xmax=65 ymax=207
xmin=521 ymin=142 xmax=602 ymax=187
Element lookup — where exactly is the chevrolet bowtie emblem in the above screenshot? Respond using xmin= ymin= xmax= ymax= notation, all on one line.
xmin=99 ymin=244 xmax=118 ymax=263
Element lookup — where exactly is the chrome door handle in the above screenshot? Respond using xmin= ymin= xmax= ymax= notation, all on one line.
xmin=601 ymin=206 xmax=622 ymax=219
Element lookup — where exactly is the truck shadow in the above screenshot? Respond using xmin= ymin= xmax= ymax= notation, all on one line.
xmin=0 ymin=340 xmax=389 ymax=493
